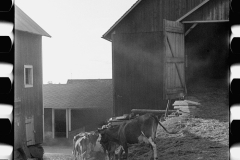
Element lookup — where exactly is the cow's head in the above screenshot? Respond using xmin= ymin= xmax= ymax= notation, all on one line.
xmin=97 ymin=128 xmax=108 ymax=151
xmin=88 ymin=131 xmax=99 ymax=146
xmin=97 ymin=125 xmax=120 ymax=151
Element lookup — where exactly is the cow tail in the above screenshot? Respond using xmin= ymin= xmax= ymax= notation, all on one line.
xmin=151 ymin=115 xmax=182 ymax=134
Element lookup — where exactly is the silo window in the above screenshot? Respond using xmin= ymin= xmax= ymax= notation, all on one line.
xmin=24 ymin=65 xmax=33 ymax=88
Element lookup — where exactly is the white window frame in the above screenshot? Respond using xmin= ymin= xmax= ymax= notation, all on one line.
xmin=24 ymin=65 xmax=33 ymax=88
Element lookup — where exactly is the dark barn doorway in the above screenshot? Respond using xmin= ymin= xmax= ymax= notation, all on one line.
xmin=185 ymin=22 xmax=229 ymax=91
xmin=55 ymin=109 xmax=66 ymax=137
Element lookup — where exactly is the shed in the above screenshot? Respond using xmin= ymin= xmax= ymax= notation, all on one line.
xmin=14 ymin=5 xmax=51 ymax=158
xmin=102 ymin=0 xmax=229 ymax=116
xmin=43 ymin=79 xmax=112 ymax=139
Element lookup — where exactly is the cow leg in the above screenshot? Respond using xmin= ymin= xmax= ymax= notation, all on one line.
xmin=76 ymin=151 xmax=80 ymax=160
xmin=148 ymin=137 xmax=158 ymax=160
xmin=115 ymin=146 xmax=122 ymax=160
xmin=105 ymin=152 xmax=110 ymax=160
xmin=111 ymin=152 xmax=116 ymax=160
xmin=108 ymin=149 xmax=114 ymax=160
xmin=122 ymin=143 xmax=128 ymax=159
xmin=79 ymin=152 xmax=81 ymax=160
xmin=117 ymin=148 xmax=123 ymax=160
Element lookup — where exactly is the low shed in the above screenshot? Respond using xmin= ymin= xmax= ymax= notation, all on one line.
xmin=43 ymin=79 xmax=112 ymax=139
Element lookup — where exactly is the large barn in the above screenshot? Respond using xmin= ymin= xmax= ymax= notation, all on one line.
xmin=14 ymin=5 xmax=51 ymax=159
xmin=102 ymin=0 xmax=229 ymax=116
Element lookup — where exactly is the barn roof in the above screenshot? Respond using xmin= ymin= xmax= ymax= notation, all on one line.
xmin=15 ymin=5 xmax=51 ymax=37
xmin=43 ymin=79 xmax=112 ymax=109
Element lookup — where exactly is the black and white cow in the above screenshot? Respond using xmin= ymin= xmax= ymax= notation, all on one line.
xmin=72 ymin=131 xmax=99 ymax=160
xmin=98 ymin=113 xmax=182 ymax=160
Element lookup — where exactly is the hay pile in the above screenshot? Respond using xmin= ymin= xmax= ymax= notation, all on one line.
xmin=127 ymin=116 xmax=228 ymax=160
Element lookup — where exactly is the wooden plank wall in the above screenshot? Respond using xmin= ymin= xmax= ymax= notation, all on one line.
xmin=14 ymin=99 xmax=24 ymax=148
xmin=113 ymin=32 xmax=166 ymax=116
xmin=111 ymin=0 xmax=205 ymax=36
xmin=115 ymin=0 xmax=162 ymax=34
xmin=164 ymin=0 xmax=205 ymax=21
xmin=183 ymin=0 xmax=229 ymax=21
xmin=15 ymin=31 xmax=43 ymax=145
xmin=105 ymin=0 xmax=228 ymax=38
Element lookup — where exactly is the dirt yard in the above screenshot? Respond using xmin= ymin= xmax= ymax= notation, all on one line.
xmin=43 ymin=78 xmax=229 ymax=160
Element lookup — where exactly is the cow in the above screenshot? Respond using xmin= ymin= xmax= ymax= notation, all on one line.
xmin=88 ymin=131 xmax=100 ymax=153
xmin=98 ymin=113 xmax=182 ymax=160
xmin=99 ymin=128 xmax=122 ymax=160
xmin=72 ymin=131 xmax=100 ymax=160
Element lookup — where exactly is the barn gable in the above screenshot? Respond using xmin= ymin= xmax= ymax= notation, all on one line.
xmin=102 ymin=0 xmax=229 ymax=41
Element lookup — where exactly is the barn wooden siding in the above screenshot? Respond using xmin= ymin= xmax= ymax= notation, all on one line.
xmin=105 ymin=0 xmax=229 ymax=40
xmin=182 ymin=0 xmax=229 ymax=22
xmin=113 ymin=32 xmax=165 ymax=116
xmin=107 ymin=0 xmax=229 ymax=116
xmin=163 ymin=0 xmax=206 ymax=21
xmin=110 ymin=0 xmax=205 ymax=116
xmin=106 ymin=0 xmax=205 ymax=39
xmin=15 ymin=31 xmax=43 ymax=147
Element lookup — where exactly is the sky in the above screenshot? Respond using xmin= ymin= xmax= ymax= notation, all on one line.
xmin=15 ymin=0 xmax=138 ymax=84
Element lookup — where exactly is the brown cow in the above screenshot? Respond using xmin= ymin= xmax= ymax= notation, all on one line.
xmin=98 ymin=113 xmax=181 ymax=160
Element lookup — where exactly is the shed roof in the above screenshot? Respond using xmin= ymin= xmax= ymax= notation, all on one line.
xmin=15 ymin=5 xmax=51 ymax=37
xmin=43 ymin=79 xmax=112 ymax=109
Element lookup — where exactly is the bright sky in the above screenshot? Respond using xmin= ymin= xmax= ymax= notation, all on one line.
xmin=15 ymin=0 xmax=138 ymax=84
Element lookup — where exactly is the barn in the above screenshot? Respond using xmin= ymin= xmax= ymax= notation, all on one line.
xmin=43 ymin=79 xmax=112 ymax=139
xmin=14 ymin=5 xmax=51 ymax=158
xmin=102 ymin=0 xmax=229 ymax=116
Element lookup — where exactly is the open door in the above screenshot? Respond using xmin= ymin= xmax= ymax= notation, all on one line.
xmin=163 ymin=19 xmax=186 ymax=99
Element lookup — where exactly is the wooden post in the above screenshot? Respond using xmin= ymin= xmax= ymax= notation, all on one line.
xmin=43 ymin=109 xmax=45 ymax=141
xmin=52 ymin=108 xmax=55 ymax=139
xmin=112 ymin=32 xmax=116 ymax=117
xmin=164 ymin=99 xmax=171 ymax=119
xmin=66 ymin=109 xmax=69 ymax=138
xmin=69 ymin=109 xmax=71 ymax=131
xmin=184 ymin=23 xmax=198 ymax=36
xmin=131 ymin=109 xmax=175 ymax=115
